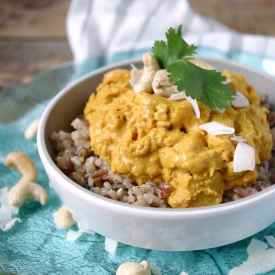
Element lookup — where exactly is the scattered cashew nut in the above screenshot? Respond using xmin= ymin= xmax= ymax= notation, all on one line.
xmin=4 ymin=152 xmax=37 ymax=185
xmin=185 ymin=57 xmax=216 ymax=70
xmin=4 ymin=152 xmax=48 ymax=208
xmin=56 ymin=205 xmax=74 ymax=229
xmin=152 ymin=69 xmax=179 ymax=97
xmin=8 ymin=181 xmax=48 ymax=208
xmin=24 ymin=118 xmax=40 ymax=139
xmin=116 ymin=260 xmax=151 ymax=275
xmin=133 ymin=53 xmax=160 ymax=94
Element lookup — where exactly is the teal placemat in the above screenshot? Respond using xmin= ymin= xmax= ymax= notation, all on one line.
xmin=1 ymin=48 xmax=275 ymax=275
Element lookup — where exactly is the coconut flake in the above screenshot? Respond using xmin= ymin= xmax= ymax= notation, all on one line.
xmin=231 ymin=92 xmax=250 ymax=107
xmin=0 ymin=218 xmax=21 ymax=231
xmin=0 ymin=187 xmax=20 ymax=231
xmin=265 ymin=236 xmax=275 ymax=248
xmin=0 ymin=187 xmax=8 ymax=196
xmin=231 ymin=135 xmax=247 ymax=143
xmin=52 ymin=211 xmax=61 ymax=229
xmin=247 ymin=238 xmax=268 ymax=255
xmin=78 ymin=224 xmax=95 ymax=235
xmin=179 ymin=272 xmax=189 ymax=275
xmin=169 ymin=93 xmax=200 ymax=118
xmin=233 ymin=142 xmax=255 ymax=172
xmin=129 ymin=64 xmax=142 ymax=87
xmin=228 ymin=238 xmax=275 ymax=275
xmin=150 ymin=264 xmax=163 ymax=275
xmin=64 ymin=223 xmax=95 ymax=242
xmin=186 ymin=96 xmax=200 ymax=119
xmin=185 ymin=57 xmax=216 ymax=70
xmin=198 ymin=121 xmax=235 ymax=136
xmin=66 ymin=229 xmax=83 ymax=242
xmin=0 ymin=208 xmax=12 ymax=219
xmin=72 ymin=211 xmax=95 ymax=236
xmin=222 ymin=78 xmax=232 ymax=84
xmin=104 ymin=238 xmax=118 ymax=255
xmin=169 ymin=92 xmax=186 ymax=101
xmin=54 ymin=206 xmax=95 ymax=237
xmin=0 ymin=199 xmax=19 ymax=217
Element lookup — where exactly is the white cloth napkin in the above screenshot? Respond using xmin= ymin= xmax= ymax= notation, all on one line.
xmin=66 ymin=0 xmax=275 ymax=77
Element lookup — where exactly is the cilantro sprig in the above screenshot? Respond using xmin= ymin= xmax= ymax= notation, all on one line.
xmin=152 ymin=25 xmax=235 ymax=110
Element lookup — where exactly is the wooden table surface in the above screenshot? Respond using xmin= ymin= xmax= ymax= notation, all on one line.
xmin=1 ymin=0 xmax=275 ymax=92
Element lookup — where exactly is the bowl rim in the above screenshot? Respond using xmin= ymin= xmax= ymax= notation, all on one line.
xmin=37 ymin=56 xmax=275 ymax=217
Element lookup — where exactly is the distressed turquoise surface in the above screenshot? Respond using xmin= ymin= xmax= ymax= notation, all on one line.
xmin=1 ymin=48 xmax=275 ymax=275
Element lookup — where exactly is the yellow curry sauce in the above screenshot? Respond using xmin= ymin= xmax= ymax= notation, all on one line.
xmin=84 ymin=69 xmax=272 ymax=208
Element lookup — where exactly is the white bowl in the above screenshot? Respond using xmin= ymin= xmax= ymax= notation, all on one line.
xmin=37 ymin=57 xmax=275 ymax=251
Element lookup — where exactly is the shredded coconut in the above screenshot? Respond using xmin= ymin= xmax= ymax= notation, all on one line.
xmin=129 ymin=64 xmax=142 ymax=87
xmin=150 ymin=264 xmax=162 ymax=275
xmin=169 ymin=92 xmax=200 ymax=118
xmin=53 ymin=211 xmax=59 ymax=229
xmin=228 ymin=238 xmax=275 ymax=275
xmin=104 ymin=238 xmax=118 ymax=255
xmin=265 ymin=235 xmax=275 ymax=248
xmin=0 ymin=218 xmax=21 ymax=231
xmin=222 ymin=78 xmax=232 ymax=84
xmin=231 ymin=135 xmax=247 ymax=143
xmin=233 ymin=142 xmax=255 ymax=172
xmin=169 ymin=93 xmax=186 ymax=101
xmin=231 ymin=91 xmax=250 ymax=107
xmin=0 ymin=187 xmax=21 ymax=231
xmin=66 ymin=229 xmax=83 ymax=242
xmin=186 ymin=96 xmax=200 ymax=119
xmin=53 ymin=206 xmax=95 ymax=242
xmin=198 ymin=121 xmax=235 ymax=135
xmin=247 ymin=238 xmax=268 ymax=255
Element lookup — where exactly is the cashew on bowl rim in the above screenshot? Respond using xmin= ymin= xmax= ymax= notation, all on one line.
xmin=132 ymin=54 xmax=216 ymax=98
xmin=133 ymin=53 xmax=160 ymax=94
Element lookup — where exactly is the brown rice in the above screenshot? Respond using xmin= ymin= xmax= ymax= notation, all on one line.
xmin=51 ymin=94 xmax=275 ymax=207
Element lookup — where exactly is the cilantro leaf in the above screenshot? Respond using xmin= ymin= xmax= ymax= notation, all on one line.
xmin=152 ymin=25 xmax=197 ymax=69
xmin=151 ymin=25 xmax=235 ymax=110
xmin=167 ymin=59 xmax=235 ymax=110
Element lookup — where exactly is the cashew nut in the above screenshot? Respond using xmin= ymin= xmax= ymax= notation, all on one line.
xmin=152 ymin=59 xmax=215 ymax=97
xmin=4 ymin=152 xmax=37 ymax=185
xmin=134 ymin=53 xmax=160 ymax=94
xmin=185 ymin=57 xmax=216 ymax=70
xmin=5 ymin=152 xmax=48 ymax=208
xmin=24 ymin=118 xmax=40 ymax=139
xmin=8 ymin=181 xmax=48 ymax=208
xmin=116 ymin=260 xmax=151 ymax=275
xmin=56 ymin=205 xmax=74 ymax=229
xmin=152 ymin=69 xmax=179 ymax=97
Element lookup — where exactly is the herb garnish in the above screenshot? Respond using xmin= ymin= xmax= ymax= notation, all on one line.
xmin=152 ymin=25 xmax=235 ymax=110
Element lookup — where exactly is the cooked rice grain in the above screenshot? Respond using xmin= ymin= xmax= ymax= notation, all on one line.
xmin=51 ymin=118 xmax=170 ymax=207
